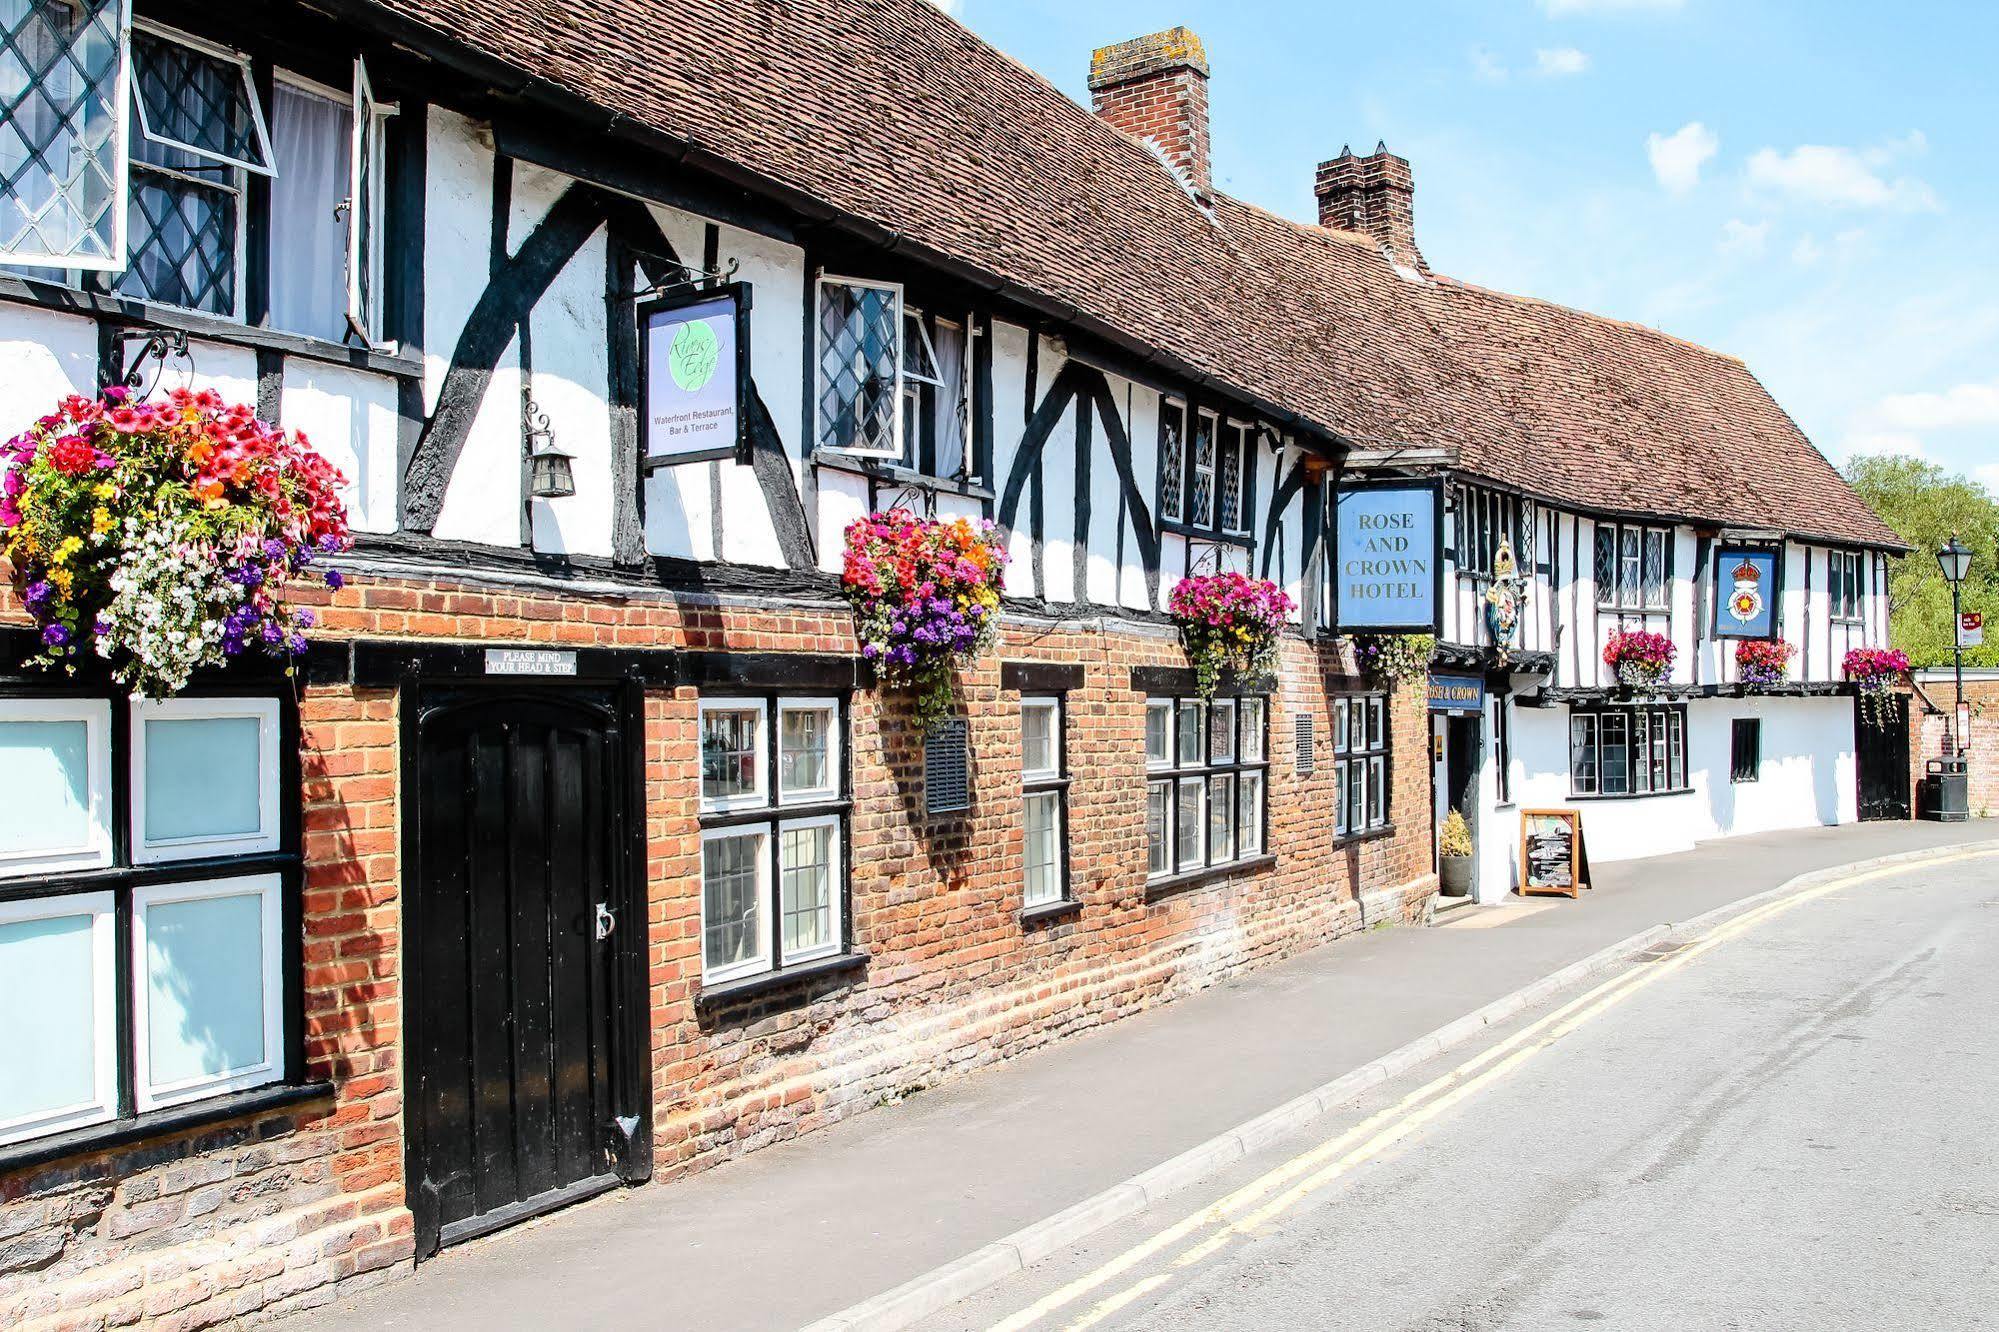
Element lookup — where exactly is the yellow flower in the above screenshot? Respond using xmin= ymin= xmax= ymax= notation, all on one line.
xmin=91 ymin=507 xmax=113 ymax=535
xmin=51 ymin=535 xmax=83 ymax=565
xmin=51 ymin=568 xmax=72 ymax=594
xmin=94 ymin=483 xmax=116 ymax=500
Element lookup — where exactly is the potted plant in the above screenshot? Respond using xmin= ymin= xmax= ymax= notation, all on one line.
xmin=1168 ymin=571 xmax=1295 ymax=698
xmin=1438 ymin=808 xmax=1473 ymax=897
xmin=1735 ymin=638 xmax=1796 ymax=688
xmin=1 ymin=387 xmax=351 ymax=697
xmin=1603 ymin=628 xmax=1675 ymax=692
xmin=1843 ymin=646 xmax=1911 ymax=727
xmin=841 ymin=508 xmax=1008 ymax=730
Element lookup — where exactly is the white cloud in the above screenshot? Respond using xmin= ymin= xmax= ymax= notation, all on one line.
xmin=1534 ymin=47 xmax=1591 ymax=76
xmin=1718 ymin=218 xmax=1770 ymax=256
xmin=1541 ymin=0 xmax=1682 ymax=13
xmin=1746 ymin=140 xmax=1940 ymax=212
xmin=1471 ymin=47 xmax=1509 ymax=83
xmin=923 ymin=0 xmax=963 ymax=14
xmin=1646 ymin=122 xmax=1718 ymax=195
xmin=1875 ymin=379 xmax=1999 ymax=431
xmin=1841 ymin=430 xmax=1925 ymax=458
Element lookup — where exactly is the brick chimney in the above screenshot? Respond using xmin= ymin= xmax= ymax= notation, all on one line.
xmin=1315 ymin=142 xmax=1424 ymax=273
xmin=1089 ymin=27 xmax=1212 ymax=205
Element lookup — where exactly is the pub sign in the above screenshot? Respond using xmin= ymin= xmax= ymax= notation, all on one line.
xmin=1712 ymin=545 xmax=1780 ymax=640
xmin=1333 ymin=479 xmax=1444 ymax=635
xmin=639 ymin=282 xmax=753 ymax=466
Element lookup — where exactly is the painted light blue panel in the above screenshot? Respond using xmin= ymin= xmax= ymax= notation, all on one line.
xmin=0 ymin=720 xmax=93 ymax=856
xmin=1335 ymin=486 xmax=1440 ymax=632
xmin=146 ymin=892 xmax=266 ymax=1087
xmin=0 ymin=913 xmax=98 ymax=1124
xmin=145 ymin=716 xmax=261 ymax=842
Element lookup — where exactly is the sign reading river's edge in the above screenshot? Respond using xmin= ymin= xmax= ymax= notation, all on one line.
xmin=639 ymin=282 xmax=754 ymax=467
xmin=1333 ymin=479 xmax=1444 ymax=635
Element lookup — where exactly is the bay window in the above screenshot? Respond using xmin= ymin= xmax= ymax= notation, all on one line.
xmin=698 ymin=694 xmax=850 ymax=987
xmin=1569 ymin=704 xmax=1687 ymax=796
xmin=0 ymin=687 xmax=297 ymax=1153
xmin=1 ymin=4 xmax=392 ymax=344
xmin=1145 ymin=694 xmax=1268 ymax=882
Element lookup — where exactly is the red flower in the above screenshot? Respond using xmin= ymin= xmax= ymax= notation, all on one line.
xmin=47 ymin=434 xmax=100 ymax=475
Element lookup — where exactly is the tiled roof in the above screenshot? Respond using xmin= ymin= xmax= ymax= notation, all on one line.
xmin=360 ymin=0 xmax=1901 ymax=549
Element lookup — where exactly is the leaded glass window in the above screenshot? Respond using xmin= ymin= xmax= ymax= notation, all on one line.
xmin=1158 ymin=399 xmax=1186 ymax=523
xmin=1218 ymin=422 xmax=1245 ymax=533
xmin=1189 ymin=410 xmax=1216 ymax=528
xmin=817 ymin=276 xmax=903 ymax=458
xmin=129 ymin=23 xmax=270 ymax=174
xmin=1596 ymin=521 xmax=1671 ymax=613
xmin=0 ymin=0 xmax=129 ymax=269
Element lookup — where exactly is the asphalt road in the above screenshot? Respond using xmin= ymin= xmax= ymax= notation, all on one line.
xmin=926 ymin=848 xmax=1999 ymax=1332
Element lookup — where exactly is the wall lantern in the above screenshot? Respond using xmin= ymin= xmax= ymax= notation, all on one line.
xmin=524 ymin=401 xmax=575 ymax=499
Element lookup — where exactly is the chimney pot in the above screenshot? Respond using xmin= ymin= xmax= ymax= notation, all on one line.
xmin=1089 ymin=27 xmax=1212 ymax=205
xmin=1314 ymin=142 xmax=1423 ymax=273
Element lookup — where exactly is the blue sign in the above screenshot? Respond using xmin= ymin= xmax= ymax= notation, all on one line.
xmin=1334 ymin=482 xmax=1443 ymax=634
xmin=1428 ymin=672 xmax=1485 ymax=714
xmin=1713 ymin=545 xmax=1779 ymax=639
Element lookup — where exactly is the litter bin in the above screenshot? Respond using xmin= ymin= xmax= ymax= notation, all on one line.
xmin=1919 ymin=756 xmax=1968 ymax=822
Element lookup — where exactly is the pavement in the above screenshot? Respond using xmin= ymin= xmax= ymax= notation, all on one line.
xmin=927 ymin=841 xmax=1999 ymax=1331
xmin=281 ymin=819 xmax=1995 ymax=1332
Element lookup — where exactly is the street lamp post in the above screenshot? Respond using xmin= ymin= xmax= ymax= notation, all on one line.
xmin=1937 ymin=535 xmax=1974 ymax=755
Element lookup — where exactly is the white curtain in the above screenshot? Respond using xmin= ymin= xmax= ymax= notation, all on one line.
xmin=933 ymin=320 xmax=967 ymax=478
xmin=267 ymin=83 xmax=350 ymax=344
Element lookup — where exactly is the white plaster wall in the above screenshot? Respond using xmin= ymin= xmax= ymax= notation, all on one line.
xmin=156 ymin=338 xmax=257 ymax=410
xmin=1084 ymin=382 xmax=1125 ymax=607
xmin=421 ymin=107 xmax=495 ymax=419
xmin=1121 ymin=387 xmax=1160 ymax=612
xmin=521 ymin=226 xmax=612 ymax=558
xmin=813 ymin=467 xmax=869 ymax=574
xmin=646 ymin=460 xmax=715 ymax=562
xmin=280 ymin=361 xmax=400 ymax=534
xmin=0 ymin=307 xmax=97 ymax=438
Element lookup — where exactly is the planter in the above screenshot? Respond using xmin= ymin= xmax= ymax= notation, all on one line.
xmin=1439 ymin=853 xmax=1473 ymax=897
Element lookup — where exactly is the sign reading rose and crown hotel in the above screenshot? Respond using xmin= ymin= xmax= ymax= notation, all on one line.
xmin=1334 ymin=480 xmax=1444 ymax=634
xmin=640 ymin=283 xmax=754 ymax=465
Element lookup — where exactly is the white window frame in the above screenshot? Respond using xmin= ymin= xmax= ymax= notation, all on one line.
xmin=777 ymin=812 xmax=843 ymax=966
xmin=344 ymin=54 xmax=396 ymax=346
xmin=776 ymin=697 xmax=840 ymax=806
xmin=1175 ymin=775 xmax=1206 ymax=872
xmin=1020 ymin=697 xmax=1061 ymax=782
xmin=1145 ymin=780 xmax=1172 ymax=879
xmin=130 ymin=873 xmax=283 ymax=1111
xmin=814 ymin=273 xmax=906 ymax=460
xmin=129 ymin=19 xmax=275 ymax=176
xmin=699 ymin=698 xmax=769 ymax=813
xmin=0 ymin=0 xmax=136 ymax=271
xmin=0 ymin=890 xmax=119 ymax=1144
xmin=1218 ymin=419 xmax=1251 ymax=536
xmin=1145 ymin=698 xmax=1174 ymax=770
xmin=0 ymin=697 xmax=113 ymax=878
xmin=1240 ymin=698 xmax=1266 ymax=763
xmin=1238 ymin=768 xmax=1264 ymax=857
xmin=1189 ymin=408 xmax=1219 ymax=529
xmin=1158 ymin=396 xmax=1188 ymax=524
xmin=129 ymin=696 xmax=281 ymax=864
xmin=700 ymin=824 xmax=772 ymax=984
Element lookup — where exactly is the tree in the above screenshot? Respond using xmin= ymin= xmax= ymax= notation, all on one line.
xmin=1844 ymin=454 xmax=1999 ymax=668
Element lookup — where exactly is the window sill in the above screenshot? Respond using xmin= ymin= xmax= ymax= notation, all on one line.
xmin=1564 ymin=788 xmax=1693 ymax=802
xmin=0 ymin=1080 xmax=334 ymax=1176
xmin=1333 ymin=823 xmax=1396 ymax=849
xmin=812 ymin=454 xmax=995 ymax=502
xmin=0 ymin=276 xmax=422 ymax=380
xmin=1020 ymin=898 xmax=1082 ymax=926
xmin=1145 ymin=852 xmax=1278 ymax=902
xmin=696 ymin=951 xmax=868 ymax=1010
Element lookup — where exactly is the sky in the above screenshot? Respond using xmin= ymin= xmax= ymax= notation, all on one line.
xmin=931 ymin=0 xmax=1999 ymax=493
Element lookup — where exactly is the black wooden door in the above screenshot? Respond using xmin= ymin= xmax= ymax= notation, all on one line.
xmin=406 ymin=685 xmax=646 ymax=1255
xmin=1856 ymin=693 xmax=1912 ymax=821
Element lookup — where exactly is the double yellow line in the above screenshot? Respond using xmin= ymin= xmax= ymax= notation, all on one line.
xmin=985 ymin=849 xmax=1995 ymax=1332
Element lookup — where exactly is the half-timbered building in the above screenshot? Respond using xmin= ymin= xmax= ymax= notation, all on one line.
xmin=0 ymin=1 xmax=1899 ymax=1321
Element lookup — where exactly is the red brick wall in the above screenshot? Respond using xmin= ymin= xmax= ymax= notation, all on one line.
xmin=1909 ymin=678 xmax=1999 ymax=816
xmin=1 ymin=571 xmax=1433 ymax=1325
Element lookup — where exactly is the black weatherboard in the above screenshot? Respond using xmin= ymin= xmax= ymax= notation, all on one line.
xmin=637 ymin=280 xmax=754 ymax=467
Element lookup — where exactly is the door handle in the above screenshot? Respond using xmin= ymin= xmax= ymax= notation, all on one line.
xmin=594 ymin=903 xmax=615 ymax=941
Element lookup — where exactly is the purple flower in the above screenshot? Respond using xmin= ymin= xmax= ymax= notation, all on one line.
xmin=262 ymin=538 xmax=287 ymax=562
xmin=93 ymin=614 xmax=112 ymax=635
xmin=324 ymin=568 xmax=345 ymax=591
xmin=293 ymin=608 xmax=316 ymax=629
xmin=41 ymin=622 xmax=68 ymax=647
xmin=23 ymin=579 xmax=52 ymax=609
xmin=261 ymin=622 xmax=284 ymax=645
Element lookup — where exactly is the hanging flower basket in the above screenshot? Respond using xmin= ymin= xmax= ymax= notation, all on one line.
xmin=1604 ymin=628 xmax=1675 ymax=692
xmin=1348 ymin=632 xmax=1436 ymax=685
xmin=1843 ymin=646 xmax=1910 ymax=727
xmin=841 ymin=509 xmax=1007 ymax=731
xmin=1168 ymin=572 xmax=1295 ymax=699
xmin=1735 ymin=638 xmax=1796 ymax=689
xmin=1 ymin=388 xmax=352 ymax=698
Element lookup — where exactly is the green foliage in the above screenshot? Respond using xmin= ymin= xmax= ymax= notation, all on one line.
xmin=1439 ymin=809 xmax=1473 ymax=858
xmin=1843 ymin=455 xmax=1999 ymax=668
